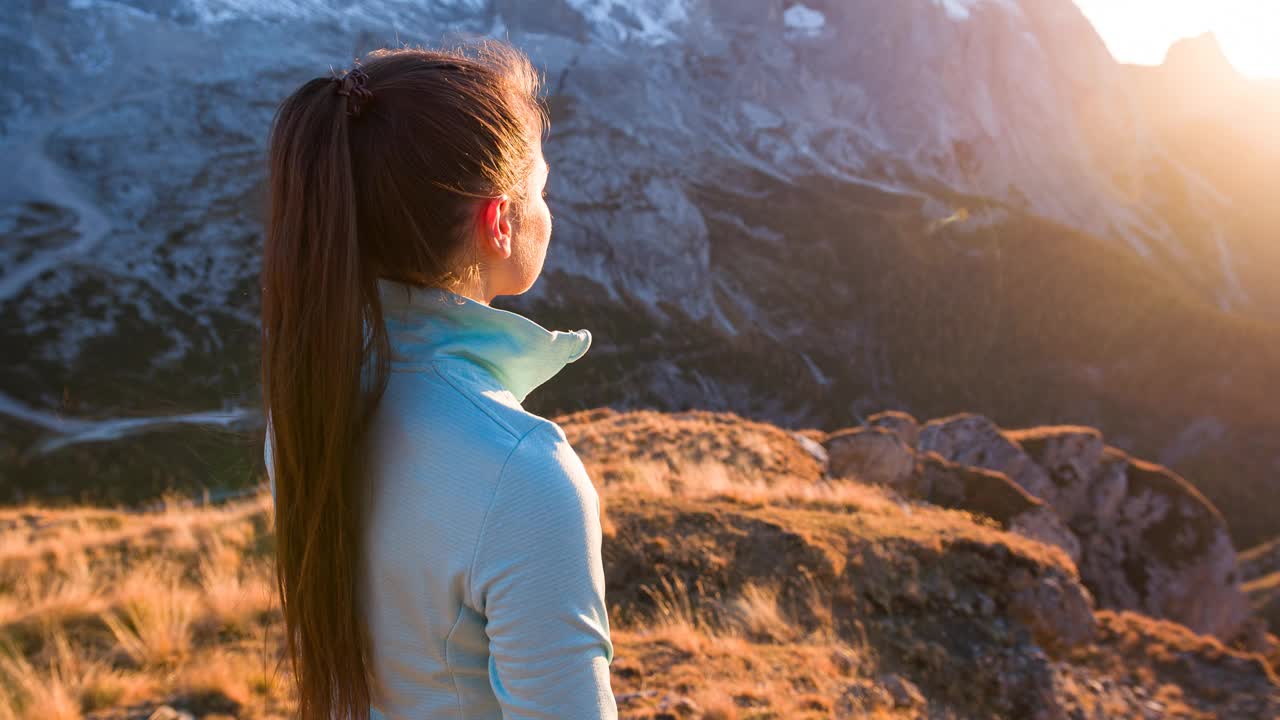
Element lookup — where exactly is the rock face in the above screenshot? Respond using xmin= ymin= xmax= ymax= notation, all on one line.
xmin=1074 ymin=449 xmax=1247 ymax=640
xmin=604 ymin=494 xmax=1101 ymax=717
xmin=919 ymin=413 xmax=1058 ymax=502
xmin=597 ymin=473 xmax=1276 ymax=718
xmin=826 ymin=418 xmax=1082 ymax=565
xmin=915 ymin=451 xmax=1082 ymax=565
xmin=826 ymin=411 xmax=1250 ymax=641
xmin=825 ymin=426 xmax=917 ymax=492
xmin=1004 ymin=425 xmax=1107 ymax=520
xmin=867 ymin=410 xmax=921 ymax=448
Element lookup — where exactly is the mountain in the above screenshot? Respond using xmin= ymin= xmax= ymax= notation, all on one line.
xmin=1 ymin=0 xmax=1278 ymax=549
xmin=1126 ymin=32 xmax=1280 ymax=324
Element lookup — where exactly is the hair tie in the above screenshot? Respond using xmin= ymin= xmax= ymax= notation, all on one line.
xmin=333 ymin=67 xmax=373 ymax=118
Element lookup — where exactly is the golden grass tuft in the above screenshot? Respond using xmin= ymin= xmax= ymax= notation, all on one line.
xmin=0 ymin=627 xmax=147 ymax=720
xmin=726 ymin=581 xmax=801 ymax=644
xmin=102 ymin=562 xmax=198 ymax=670
xmin=0 ymin=487 xmax=288 ymax=718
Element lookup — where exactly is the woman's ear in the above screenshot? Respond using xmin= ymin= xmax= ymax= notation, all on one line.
xmin=479 ymin=195 xmax=513 ymax=259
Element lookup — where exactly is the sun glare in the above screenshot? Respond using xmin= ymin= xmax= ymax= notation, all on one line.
xmin=1074 ymin=0 xmax=1280 ymax=79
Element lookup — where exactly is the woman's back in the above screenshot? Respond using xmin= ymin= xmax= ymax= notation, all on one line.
xmin=356 ymin=280 xmax=614 ymax=718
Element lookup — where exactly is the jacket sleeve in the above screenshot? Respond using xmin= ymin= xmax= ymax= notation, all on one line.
xmin=469 ymin=421 xmax=617 ymax=720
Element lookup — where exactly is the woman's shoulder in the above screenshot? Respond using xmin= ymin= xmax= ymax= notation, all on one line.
xmin=491 ymin=419 xmax=598 ymax=532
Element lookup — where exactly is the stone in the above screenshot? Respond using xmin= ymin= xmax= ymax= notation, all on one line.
xmin=1005 ymin=425 xmax=1105 ymax=520
xmin=837 ymin=679 xmax=895 ymax=713
xmin=923 ymin=415 xmax=1249 ymax=641
xmin=824 ymin=426 xmax=916 ymax=492
xmin=919 ymin=414 xmax=1056 ymax=501
xmin=1008 ymin=505 xmax=1084 ymax=566
xmin=867 ymin=410 xmax=921 ymax=448
xmin=1006 ymin=569 xmax=1098 ymax=654
xmin=790 ymin=430 xmax=830 ymax=467
xmin=880 ymin=673 xmax=927 ymax=709
xmin=915 ymin=451 xmax=1081 ymax=563
xmin=1073 ymin=449 xmax=1249 ymax=639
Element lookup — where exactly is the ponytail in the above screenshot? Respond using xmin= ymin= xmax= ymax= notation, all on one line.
xmin=261 ymin=42 xmax=546 ymax=719
xmin=261 ymin=68 xmax=389 ymax=720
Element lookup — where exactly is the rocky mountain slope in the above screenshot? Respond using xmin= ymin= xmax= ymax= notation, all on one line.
xmin=2 ymin=0 xmax=1279 ymax=555
xmin=1 ymin=408 xmax=1277 ymax=719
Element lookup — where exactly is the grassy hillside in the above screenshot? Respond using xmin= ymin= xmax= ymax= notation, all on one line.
xmin=0 ymin=410 xmax=1276 ymax=719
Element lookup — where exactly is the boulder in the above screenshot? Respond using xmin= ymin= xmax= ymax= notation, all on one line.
xmin=915 ymin=452 xmax=1081 ymax=564
xmin=866 ymin=410 xmax=921 ymax=448
xmin=917 ymin=414 xmax=1249 ymax=641
xmin=824 ymin=426 xmax=916 ymax=492
xmin=918 ymin=414 xmax=1056 ymax=501
xmin=1004 ymin=425 xmax=1106 ymax=520
xmin=1073 ymin=448 xmax=1249 ymax=640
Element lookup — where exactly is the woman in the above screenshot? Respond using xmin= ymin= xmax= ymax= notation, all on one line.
xmin=260 ymin=40 xmax=616 ymax=719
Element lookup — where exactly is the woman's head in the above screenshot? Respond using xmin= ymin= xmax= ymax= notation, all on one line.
xmin=260 ymin=39 xmax=548 ymax=720
xmin=270 ymin=41 xmax=551 ymax=301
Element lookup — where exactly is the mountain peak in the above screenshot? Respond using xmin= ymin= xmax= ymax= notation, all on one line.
xmin=1163 ymin=32 xmax=1238 ymax=77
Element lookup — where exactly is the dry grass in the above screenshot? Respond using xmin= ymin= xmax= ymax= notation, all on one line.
xmin=0 ymin=456 xmax=900 ymax=719
xmin=102 ymin=561 xmax=198 ymax=669
xmin=558 ymin=407 xmax=827 ymax=491
xmin=0 ymin=416 xmax=1268 ymax=718
xmin=0 ymin=488 xmax=289 ymax=718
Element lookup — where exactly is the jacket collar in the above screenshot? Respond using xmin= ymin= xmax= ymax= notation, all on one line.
xmin=375 ymin=277 xmax=592 ymax=403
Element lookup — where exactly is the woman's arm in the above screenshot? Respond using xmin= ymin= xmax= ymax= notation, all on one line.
xmin=469 ymin=421 xmax=617 ymax=719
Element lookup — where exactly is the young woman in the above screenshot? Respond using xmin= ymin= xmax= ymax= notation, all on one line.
xmin=260 ymin=41 xmax=616 ymax=719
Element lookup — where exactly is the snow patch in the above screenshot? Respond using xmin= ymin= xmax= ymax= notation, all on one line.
xmin=931 ymin=0 xmax=1017 ymax=22
xmin=784 ymin=4 xmax=825 ymax=36
xmin=740 ymin=101 xmax=784 ymax=131
xmin=566 ymin=0 xmax=691 ymax=45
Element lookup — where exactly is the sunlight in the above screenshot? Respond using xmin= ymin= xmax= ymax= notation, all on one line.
xmin=1075 ymin=0 xmax=1280 ymax=78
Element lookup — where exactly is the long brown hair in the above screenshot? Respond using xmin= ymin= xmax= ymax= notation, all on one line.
xmin=260 ymin=40 xmax=547 ymax=719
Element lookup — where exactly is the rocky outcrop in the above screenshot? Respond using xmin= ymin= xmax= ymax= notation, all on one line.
xmin=599 ymin=486 xmax=1276 ymax=719
xmin=916 ymin=451 xmax=1082 ymax=565
xmin=824 ymin=420 xmax=1081 ymax=563
xmin=603 ymin=493 xmax=1100 ymax=717
xmin=867 ymin=410 xmax=921 ymax=448
xmin=1075 ymin=450 xmax=1247 ymax=640
xmin=918 ymin=413 xmax=1058 ymax=501
xmin=825 ymin=411 xmax=1250 ymax=642
xmin=1005 ymin=424 xmax=1107 ymax=520
xmin=824 ymin=426 xmax=916 ymax=492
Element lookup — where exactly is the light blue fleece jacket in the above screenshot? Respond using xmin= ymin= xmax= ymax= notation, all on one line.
xmin=264 ymin=277 xmax=616 ymax=719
